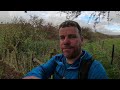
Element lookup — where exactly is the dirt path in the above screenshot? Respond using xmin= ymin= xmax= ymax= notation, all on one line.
xmin=0 ymin=60 xmax=23 ymax=79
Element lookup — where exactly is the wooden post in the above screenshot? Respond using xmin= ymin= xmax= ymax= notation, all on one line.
xmin=102 ymin=41 xmax=104 ymax=49
xmin=98 ymin=40 xmax=100 ymax=44
xmin=49 ymin=49 xmax=57 ymax=58
xmin=111 ymin=44 xmax=115 ymax=65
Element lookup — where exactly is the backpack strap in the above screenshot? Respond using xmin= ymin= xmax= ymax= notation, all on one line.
xmin=78 ymin=57 xmax=94 ymax=79
xmin=52 ymin=61 xmax=65 ymax=79
xmin=52 ymin=57 xmax=94 ymax=79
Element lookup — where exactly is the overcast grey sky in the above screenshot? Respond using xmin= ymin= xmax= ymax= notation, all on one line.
xmin=0 ymin=11 xmax=120 ymax=35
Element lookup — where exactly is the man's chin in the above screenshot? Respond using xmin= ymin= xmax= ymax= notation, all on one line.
xmin=64 ymin=54 xmax=73 ymax=59
xmin=63 ymin=52 xmax=75 ymax=59
xmin=63 ymin=53 xmax=79 ymax=59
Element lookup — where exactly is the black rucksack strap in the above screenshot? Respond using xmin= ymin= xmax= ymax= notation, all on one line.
xmin=78 ymin=57 xmax=94 ymax=79
xmin=52 ymin=57 xmax=94 ymax=79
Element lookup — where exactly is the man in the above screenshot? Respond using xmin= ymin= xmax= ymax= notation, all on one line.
xmin=23 ymin=20 xmax=108 ymax=79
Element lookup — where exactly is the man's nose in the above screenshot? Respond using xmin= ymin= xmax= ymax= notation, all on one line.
xmin=63 ymin=37 xmax=70 ymax=44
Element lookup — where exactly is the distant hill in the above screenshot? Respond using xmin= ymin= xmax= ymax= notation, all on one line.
xmin=0 ymin=11 xmax=11 ymax=23
xmin=81 ymin=27 xmax=120 ymax=42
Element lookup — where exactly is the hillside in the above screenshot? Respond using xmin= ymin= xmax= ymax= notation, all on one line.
xmin=0 ymin=16 xmax=120 ymax=79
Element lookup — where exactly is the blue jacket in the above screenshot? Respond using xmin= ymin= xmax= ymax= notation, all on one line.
xmin=24 ymin=50 xmax=108 ymax=79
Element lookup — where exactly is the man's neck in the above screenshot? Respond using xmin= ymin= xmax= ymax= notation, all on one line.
xmin=66 ymin=51 xmax=82 ymax=64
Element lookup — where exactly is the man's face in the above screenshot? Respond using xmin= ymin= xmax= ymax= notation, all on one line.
xmin=59 ymin=27 xmax=83 ymax=59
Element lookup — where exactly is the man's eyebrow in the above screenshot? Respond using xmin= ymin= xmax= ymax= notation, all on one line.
xmin=59 ymin=35 xmax=64 ymax=37
xmin=69 ymin=34 xmax=76 ymax=35
xmin=68 ymin=34 xmax=76 ymax=36
xmin=59 ymin=34 xmax=76 ymax=36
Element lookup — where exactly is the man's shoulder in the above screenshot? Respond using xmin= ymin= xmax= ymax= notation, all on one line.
xmin=89 ymin=60 xmax=108 ymax=79
xmin=52 ymin=54 xmax=65 ymax=61
xmin=90 ymin=60 xmax=106 ymax=72
xmin=92 ymin=60 xmax=103 ymax=66
xmin=54 ymin=54 xmax=63 ymax=57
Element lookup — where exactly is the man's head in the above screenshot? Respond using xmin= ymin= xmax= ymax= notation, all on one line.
xmin=59 ymin=20 xmax=83 ymax=60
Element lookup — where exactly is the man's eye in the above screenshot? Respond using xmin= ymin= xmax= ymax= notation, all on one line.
xmin=59 ymin=36 xmax=65 ymax=40
xmin=68 ymin=35 xmax=77 ymax=39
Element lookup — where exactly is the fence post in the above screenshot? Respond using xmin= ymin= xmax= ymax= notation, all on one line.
xmin=102 ymin=41 xmax=104 ymax=49
xmin=111 ymin=44 xmax=115 ymax=65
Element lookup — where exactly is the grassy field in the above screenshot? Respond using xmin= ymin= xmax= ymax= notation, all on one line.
xmin=0 ymin=16 xmax=120 ymax=79
xmin=83 ymin=38 xmax=120 ymax=79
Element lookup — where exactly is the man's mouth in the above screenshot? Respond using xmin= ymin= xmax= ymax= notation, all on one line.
xmin=63 ymin=49 xmax=71 ymax=51
xmin=63 ymin=45 xmax=73 ymax=49
xmin=63 ymin=47 xmax=73 ymax=51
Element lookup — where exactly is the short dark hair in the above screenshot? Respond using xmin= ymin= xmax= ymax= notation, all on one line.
xmin=59 ymin=20 xmax=82 ymax=36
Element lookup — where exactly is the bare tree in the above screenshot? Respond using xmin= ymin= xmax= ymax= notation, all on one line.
xmin=24 ymin=11 xmax=120 ymax=32
xmin=60 ymin=11 xmax=120 ymax=31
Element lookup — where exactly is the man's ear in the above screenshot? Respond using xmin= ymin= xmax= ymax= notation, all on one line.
xmin=80 ymin=36 xmax=84 ymax=46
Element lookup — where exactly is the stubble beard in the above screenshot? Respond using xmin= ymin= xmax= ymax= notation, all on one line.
xmin=63 ymin=47 xmax=82 ymax=60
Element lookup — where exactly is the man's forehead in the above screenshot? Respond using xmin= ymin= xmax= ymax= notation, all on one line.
xmin=59 ymin=27 xmax=79 ymax=34
xmin=59 ymin=32 xmax=80 ymax=37
xmin=59 ymin=34 xmax=77 ymax=37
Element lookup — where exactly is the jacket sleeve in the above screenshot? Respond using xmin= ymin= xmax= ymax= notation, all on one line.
xmin=23 ymin=56 xmax=57 ymax=79
xmin=88 ymin=60 xmax=109 ymax=79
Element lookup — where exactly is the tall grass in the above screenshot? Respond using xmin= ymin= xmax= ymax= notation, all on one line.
xmin=0 ymin=15 xmax=120 ymax=79
xmin=83 ymin=38 xmax=120 ymax=79
xmin=0 ymin=16 xmax=60 ymax=78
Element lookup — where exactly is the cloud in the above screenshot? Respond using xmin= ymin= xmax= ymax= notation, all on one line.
xmin=0 ymin=11 xmax=11 ymax=23
xmin=5 ymin=11 xmax=120 ymax=35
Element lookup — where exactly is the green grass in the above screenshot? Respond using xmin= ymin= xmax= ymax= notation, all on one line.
xmin=83 ymin=38 xmax=120 ymax=79
xmin=0 ymin=22 xmax=60 ymax=78
xmin=0 ymin=19 xmax=120 ymax=79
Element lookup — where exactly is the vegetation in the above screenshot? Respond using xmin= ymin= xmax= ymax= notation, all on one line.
xmin=83 ymin=38 xmax=120 ymax=79
xmin=61 ymin=11 xmax=120 ymax=31
xmin=0 ymin=16 xmax=120 ymax=79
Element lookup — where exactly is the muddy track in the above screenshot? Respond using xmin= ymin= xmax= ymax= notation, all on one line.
xmin=0 ymin=60 xmax=24 ymax=79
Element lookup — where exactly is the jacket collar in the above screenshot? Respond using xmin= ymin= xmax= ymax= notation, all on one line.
xmin=64 ymin=50 xmax=92 ymax=69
